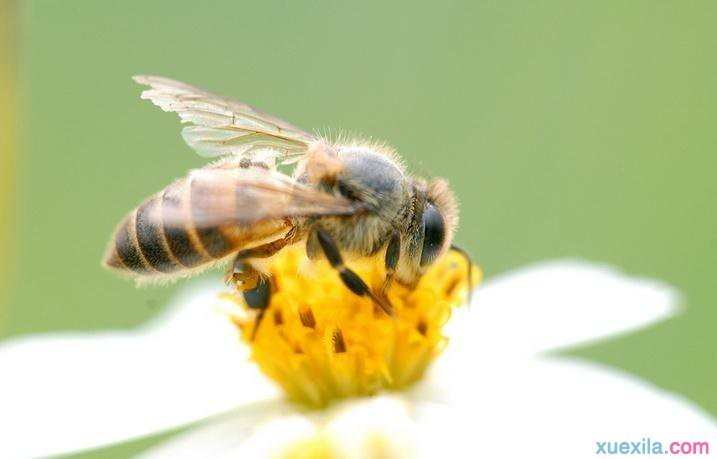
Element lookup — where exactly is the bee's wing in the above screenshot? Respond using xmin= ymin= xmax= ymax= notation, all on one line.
xmin=161 ymin=166 xmax=360 ymax=229
xmin=134 ymin=75 xmax=317 ymax=165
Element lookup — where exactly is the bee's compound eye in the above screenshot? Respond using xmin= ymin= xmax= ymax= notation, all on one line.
xmin=420 ymin=203 xmax=445 ymax=266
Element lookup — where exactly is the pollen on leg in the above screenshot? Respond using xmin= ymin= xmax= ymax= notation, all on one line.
xmin=221 ymin=244 xmax=481 ymax=407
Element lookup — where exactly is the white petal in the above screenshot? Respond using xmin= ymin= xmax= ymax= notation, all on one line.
xmin=413 ymin=358 xmax=717 ymax=458
xmin=448 ymin=260 xmax=679 ymax=355
xmin=138 ymin=403 xmax=303 ymax=459
xmin=324 ymin=397 xmax=417 ymax=459
xmin=137 ymin=399 xmax=300 ymax=459
xmin=143 ymin=396 xmax=422 ymax=459
xmin=0 ymin=281 xmax=280 ymax=459
xmin=232 ymin=416 xmax=318 ymax=458
xmin=145 ymin=357 xmax=717 ymax=459
xmin=410 ymin=261 xmax=715 ymax=457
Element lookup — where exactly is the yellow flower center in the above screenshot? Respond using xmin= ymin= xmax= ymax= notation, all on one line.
xmin=221 ymin=245 xmax=480 ymax=407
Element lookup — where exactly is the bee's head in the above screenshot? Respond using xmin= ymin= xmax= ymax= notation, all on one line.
xmin=419 ymin=179 xmax=458 ymax=267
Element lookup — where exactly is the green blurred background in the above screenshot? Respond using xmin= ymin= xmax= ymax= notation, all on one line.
xmin=2 ymin=0 xmax=716 ymax=456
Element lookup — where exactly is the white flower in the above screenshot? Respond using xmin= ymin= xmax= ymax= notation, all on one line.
xmin=1 ymin=261 xmax=715 ymax=458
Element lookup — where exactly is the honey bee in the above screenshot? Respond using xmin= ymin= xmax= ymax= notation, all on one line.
xmin=104 ymin=76 xmax=472 ymax=333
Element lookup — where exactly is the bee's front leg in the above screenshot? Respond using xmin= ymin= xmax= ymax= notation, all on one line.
xmin=314 ymin=228 xmax=394 ymax=316
xmin=449 ymin=244 xmax=475 ymax=306
xmin=381 ymin=232 xmax=401 ymax=296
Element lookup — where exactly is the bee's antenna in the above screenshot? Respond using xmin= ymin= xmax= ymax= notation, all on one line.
xmin=449 ymin=244 xmax=474 ymax=306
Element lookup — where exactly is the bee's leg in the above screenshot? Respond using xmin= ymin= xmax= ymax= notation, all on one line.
xmin=225 ymin=259 xmax=270 ymax=339
xmin=315 ymin=228 xmax=394 ymax=316
xmin=228 ymin=228 xmax=299 ymax=339
xmin=227 ymin=259 xmax=260 ymax=290
xmin=449 ymin=244 xmax=475 ymax=306
xmin=381 ymin=232 xmax=401 ymax=296
xmin=244 ymin=277 xmax=271 ymax=341
xmin=227 ymin=227 xmax=299 ymax=286
xmin=235 ymin=226 xmax=298 ymax=261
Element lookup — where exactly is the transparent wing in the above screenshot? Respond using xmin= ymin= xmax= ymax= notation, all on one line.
xmin=134 ymin=75 xmax=317 ymax=164
xmin=161 ymin=166 xmax=360 ymax=229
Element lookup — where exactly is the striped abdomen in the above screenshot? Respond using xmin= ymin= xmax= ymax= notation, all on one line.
xmin=103 ymin=176 xmax=289 ymax=279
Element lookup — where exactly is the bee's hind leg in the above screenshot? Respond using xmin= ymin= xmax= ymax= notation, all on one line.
xmin=315 ymin=228 xmax=394 ymax=316
xmin=228 ymin=229 xmax=298 ymax=339
xmin=227 ymin=227 xmax=299 ymax=291
xmin=226 ymin=259 xmax=260 ymax=290
xmin=226 ymin=258 xmax=271 ymax=340
xmin=244 ymin=277 xmax=272 ymax=341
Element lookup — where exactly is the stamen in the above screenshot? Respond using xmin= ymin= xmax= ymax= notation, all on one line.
xmin=225 ymin=245 xmax=481 ymax=407
xmin=332 ymin=328 xmax=347 ymax=353
xmin=416 ymin=319 xmax=428 ymax=336
xmin=299 ymin=307 xmax=316 ymax=329
xmin=273 ymin=309 xmax=284 ymax=325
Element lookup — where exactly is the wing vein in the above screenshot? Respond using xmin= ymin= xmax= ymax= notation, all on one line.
xmin=133 ymin=75 xmax=318 ymax=164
